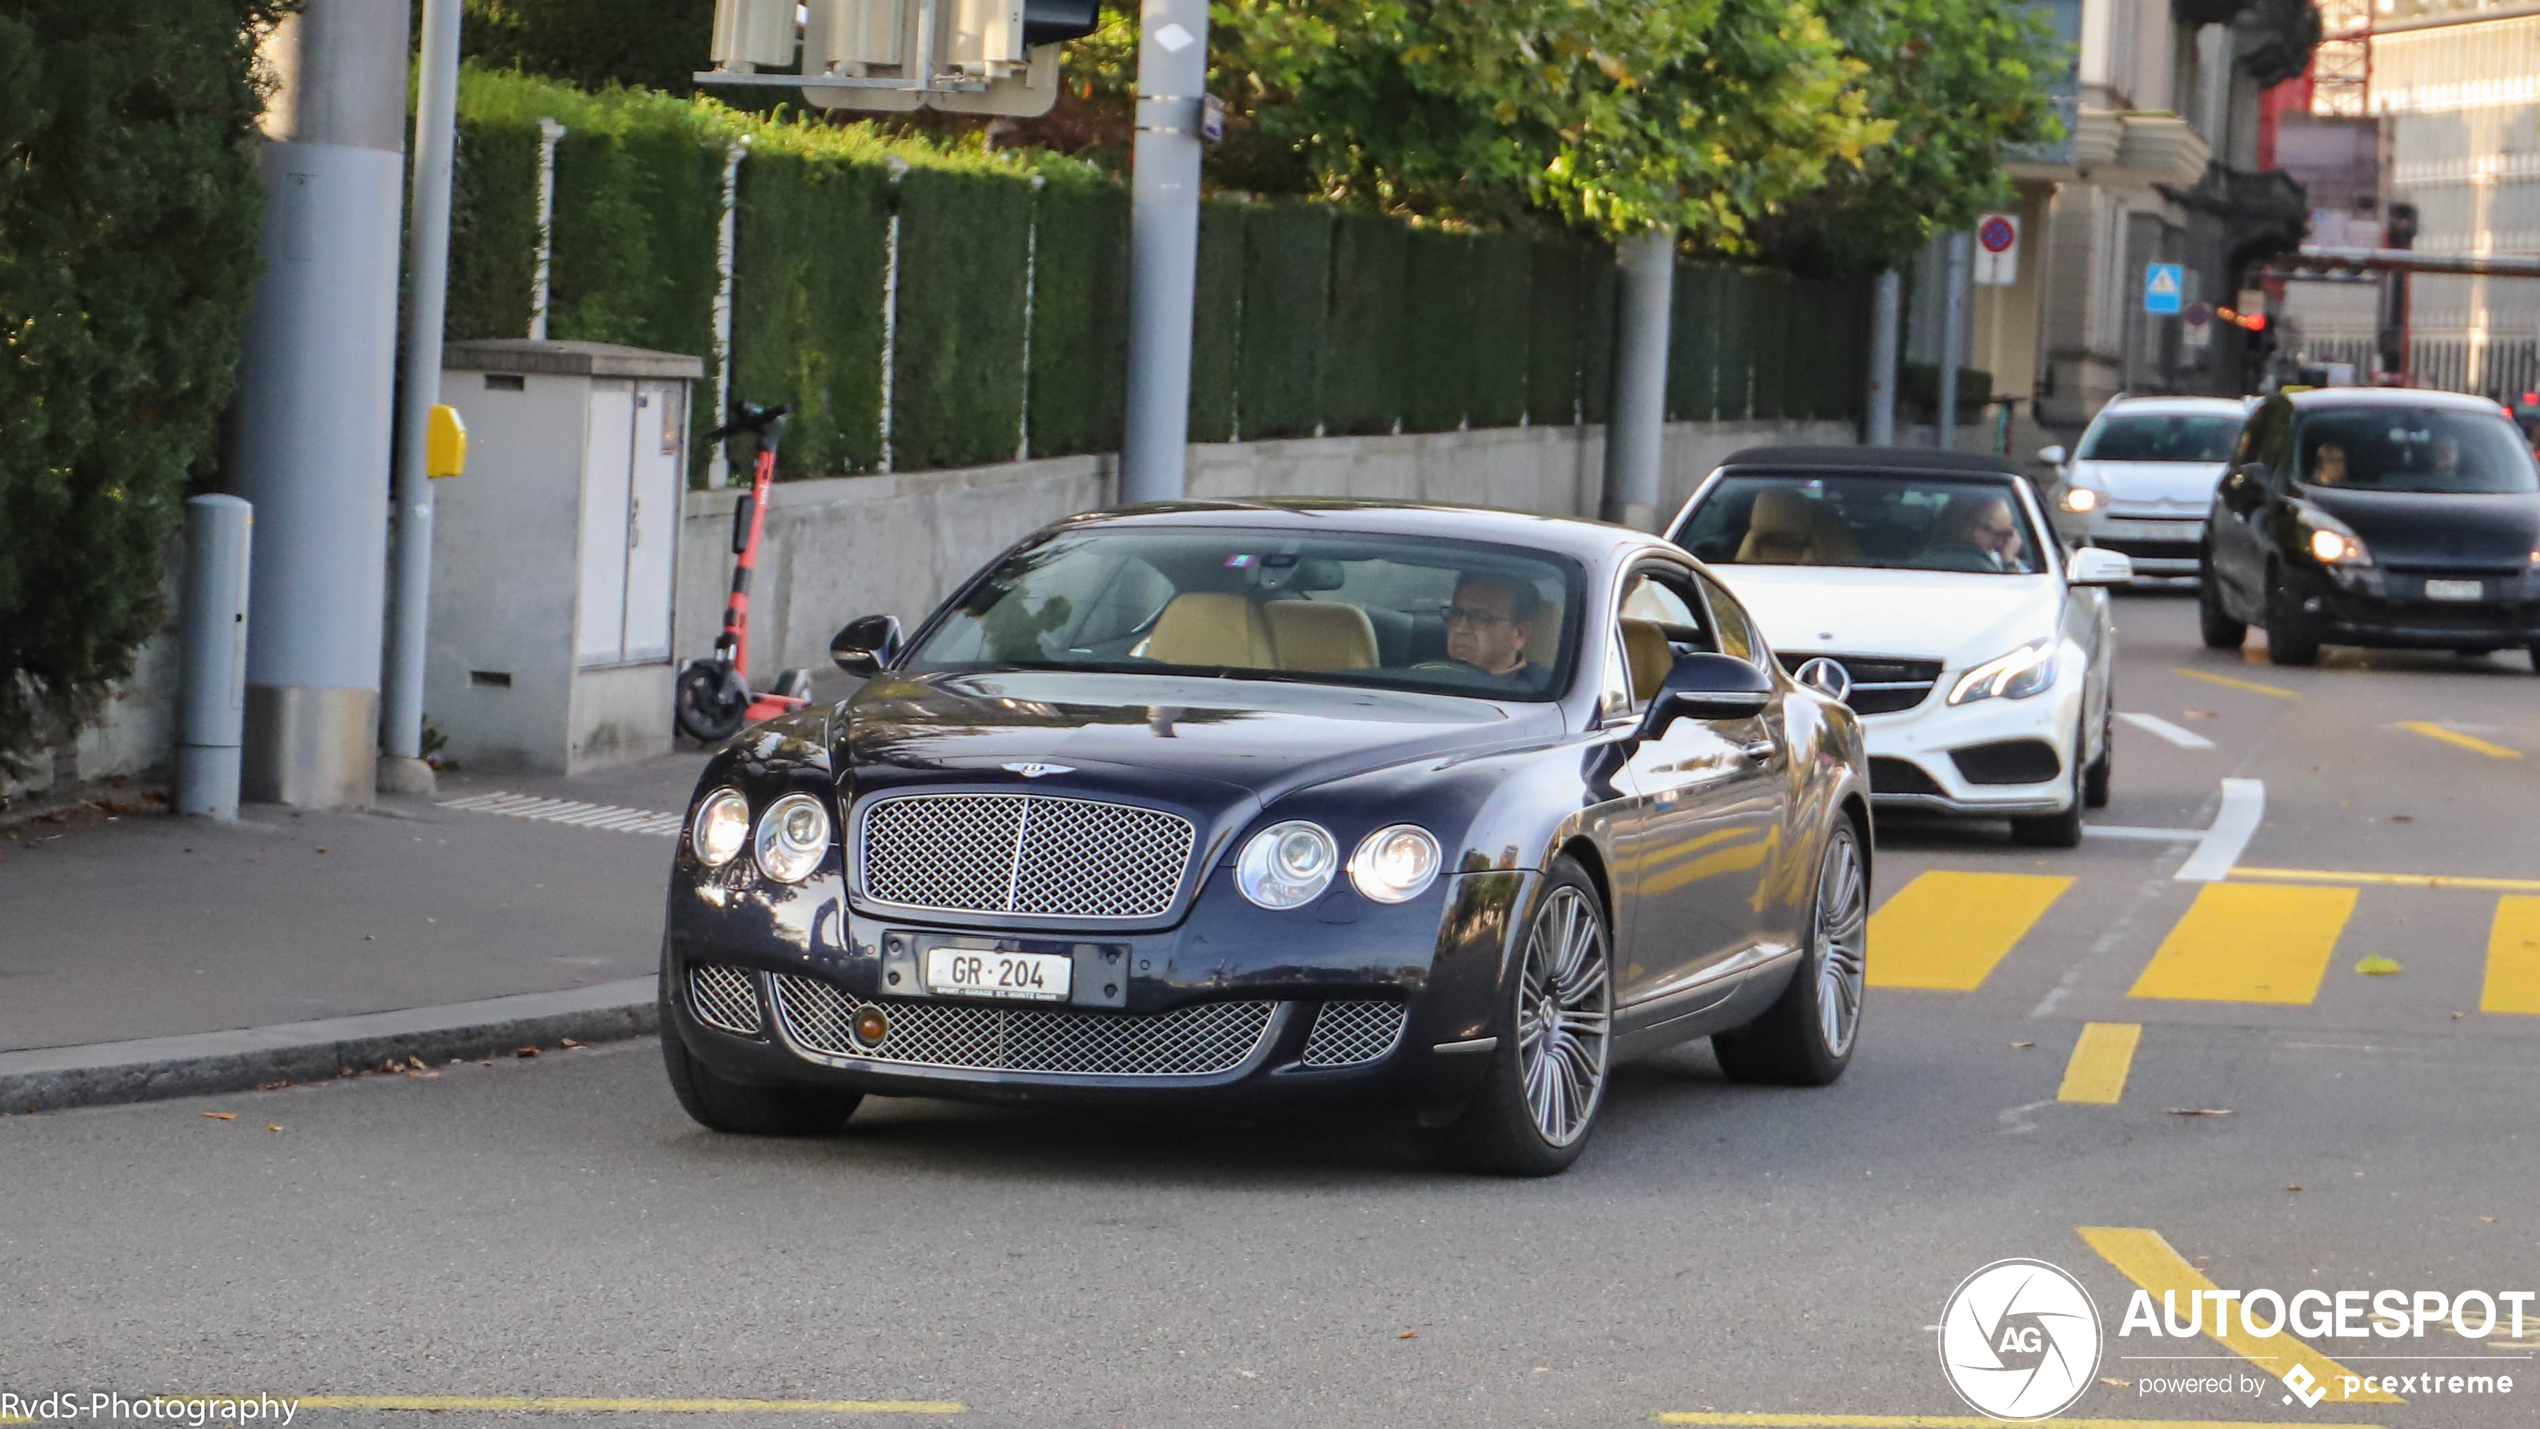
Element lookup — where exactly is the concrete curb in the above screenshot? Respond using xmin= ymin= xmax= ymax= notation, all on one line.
xmin=0 ymin=977 xmax=658 ymax=1114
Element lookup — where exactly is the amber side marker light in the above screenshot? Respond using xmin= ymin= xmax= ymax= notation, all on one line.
xmin=854 ymin=1005 xmax=891 ymax=1048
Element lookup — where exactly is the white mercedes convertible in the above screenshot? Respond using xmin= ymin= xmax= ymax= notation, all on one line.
xmin=1666 ymin=447 xmax=2132 ymax=847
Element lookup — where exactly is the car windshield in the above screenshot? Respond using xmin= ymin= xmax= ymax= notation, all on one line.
xmin=903 ymin=528 xmax=1583 ymax=699
xmin=2077 ymin=413 xmax=2241 ymax=462
xmin=2295 ymin=407 xmax=2540 ymax=494
xmin=1674 ymin=473 xmax=2049 ymax=574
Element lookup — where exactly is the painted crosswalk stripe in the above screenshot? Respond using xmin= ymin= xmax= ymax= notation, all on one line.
xmin=2057 ymin=1022 xmax=2142 ymax=1104
xmin=2078 ymin=1226 xmax=2401 ymax=1405
xmin=2117 ymin=711 xmax=2216 ymax=750
xmin=1866 ymin=871 xmax=2073 ymax=991
xmin=440 ymin=791 xmax=681 ymax=838
xmin=2129 ymin=882 xmax=2355 ymax=1004
xmin=2483 ymin=895 xmax=2540 ymax=1015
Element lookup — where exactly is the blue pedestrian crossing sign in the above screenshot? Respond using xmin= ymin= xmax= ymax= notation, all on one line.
xmin=2143 ymin=263 xmax=2184 ymax=316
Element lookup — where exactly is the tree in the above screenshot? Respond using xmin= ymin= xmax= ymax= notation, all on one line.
xmin=459 ymin=0 xmax=717 ymax=97
xmin=0 ymin=0 xmax=285 ymax=775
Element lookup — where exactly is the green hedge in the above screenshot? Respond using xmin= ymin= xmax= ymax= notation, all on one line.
xmin=1401 ymin=229 xmax=1475 ymax=433
xmin=729 ymin=145 xmax=891 ymax=477
xmin=891 ymin=166 xmax=1034 ymax=471
xmin=1579 ymin=251 xmax=1617 ymax=425
xmin=1525 ymin=242 xmax=1585 ymax=426
xmin=1027 ymin=174 xmax=1132 ymax=459
xmin=1467 ymin=232 xmax=1532 ymax=430
xmin=445 ymin=119 xmax=542 ymax=342
xmin=1668 ymin=262 xmax=1720 ymax=422
xmin=1324 ymin=210 xmax=1408 ymax=437
xmin=1238 ymin=203 xmax=1332 ymax=440
xmin=1188 ymin=200 xmax=1247 ymax=444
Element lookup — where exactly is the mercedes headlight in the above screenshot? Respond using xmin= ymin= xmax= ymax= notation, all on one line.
xmin=753 ymin=793 xmax=832 ymax=883
xmin=1236 ymin=821 xmax=1338 ymax=909
xmin=1948 ymin=638 xmax=2059 ymax=705
xmin=690 ymin=788 xmax=750 ymax=868
xmin=1349 ymin=825 xmax=1442 ymax=904
xmin=2298 ymin=508 xmax=2371 ymax=566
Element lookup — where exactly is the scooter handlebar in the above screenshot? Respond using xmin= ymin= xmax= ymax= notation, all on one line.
xmin=707 ymin=402 xmax=792 ymax=449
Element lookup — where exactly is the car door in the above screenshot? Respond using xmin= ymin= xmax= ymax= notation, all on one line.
xmin=1609 ymin=565 xmax=1786 ymax=1013
xmin=2212 ymin=397 xmax=2291 ymax=614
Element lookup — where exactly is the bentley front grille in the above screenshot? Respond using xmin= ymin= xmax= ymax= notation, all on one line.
xmin=688 ymin=963 xmax=764 ymax=1036
xmin=771 ymin=973 xmax=1276 ymax=1077
xmin=857 ymin=792 xmax=1195 ymax=919
xmin=1300 ymin=1000 xmax=1408 ymax=1068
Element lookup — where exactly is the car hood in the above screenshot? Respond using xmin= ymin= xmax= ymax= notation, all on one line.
xmin=1710 ymin=565 xmax=2065 ymax=667
xmin=2075 ymin=459 xmax=2226 ymax=514
xmin=832 ymin=669 xmax=1567 ymax=810
xmin=2299 ymin=487 xmax=2540 ymax=568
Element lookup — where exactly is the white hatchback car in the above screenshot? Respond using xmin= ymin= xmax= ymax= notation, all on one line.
xmin=1667 ymin=447 xmax=2131 ymax=847
xmin=2040 ymin=394 xmax=2254 ymax=579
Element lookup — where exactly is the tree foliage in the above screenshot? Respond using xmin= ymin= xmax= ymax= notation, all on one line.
xmin=459 ymin=0 xmax=717 ymax=96
xmin=0 ymin=0 xmax=285 ymax=772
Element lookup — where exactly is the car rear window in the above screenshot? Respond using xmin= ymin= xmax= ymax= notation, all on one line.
xmin=2295 ymin=407 xmax=2540 ymax=494
xmin=2077 ymin=413 xmax=2242 ymax=462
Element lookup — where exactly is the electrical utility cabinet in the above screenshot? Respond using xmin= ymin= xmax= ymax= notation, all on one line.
xmin=429 ymin=340 xmax=704 ymax=774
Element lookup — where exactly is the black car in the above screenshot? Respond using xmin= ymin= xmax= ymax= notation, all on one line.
xmin=2200 ymin=389 xmax=2540 ymax=668
xmin=660 ymin=502 xmax=1872 ymax=1174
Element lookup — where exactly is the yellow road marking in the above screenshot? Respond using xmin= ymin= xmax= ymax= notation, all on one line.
xmin=2233 ymin=866 xmax=2540 ymax=894
xmin=2171 ymin=667 xmax=2299 ymax=700
xmin=2484 ymin=895 xmax=2540 ymax=1015
xmin=1867 ymin=872 xmax=2074 ymax=991
xmin=2058 ymin=1022 xmax=2142 ymax=1104
xmin=286 ymin=1397 xmax=962 ymax=1414
xmin=2399 ymin=721 xmax=2521 ymax=759
xmin=2129 ymin=883 xmax=2354 ymax=1004
xmin=2079 ymin=1227 xmax=2400 ymax=1405
xmin=1655 ymin=1417 xmax=2390 ymax=1428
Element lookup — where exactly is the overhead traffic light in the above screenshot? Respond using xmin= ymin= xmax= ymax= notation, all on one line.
xmin=704 ymin=0 xmax=1104 ymax=116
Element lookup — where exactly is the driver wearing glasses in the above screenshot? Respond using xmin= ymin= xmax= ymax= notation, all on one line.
xmin=1434 ymin=572 xmax=1542 ymax=682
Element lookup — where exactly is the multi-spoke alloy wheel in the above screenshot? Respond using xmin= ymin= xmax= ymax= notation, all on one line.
xmin=1812 ymin=828 xmax=1868 ymax=1061
xmin=1516 ymin=884 xmax=1612 ymax=1147
xmin=1715 ymin=821 xmax=1869 ymax=1087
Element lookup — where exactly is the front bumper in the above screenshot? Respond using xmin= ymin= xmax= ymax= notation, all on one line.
xmin=2079 ymin=511 xmax=2204 ymax=579
xmin=1856 ymin=668 xmax=2083 ymax=816
xmin=2285 ymin=564 xmax=2540 ymax=649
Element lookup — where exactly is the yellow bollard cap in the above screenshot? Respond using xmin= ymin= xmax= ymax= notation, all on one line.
xmin=426 ymin=403 xmax=468 ymax=478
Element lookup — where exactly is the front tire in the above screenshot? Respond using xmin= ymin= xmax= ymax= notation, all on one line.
xmin=1416 ymin=857 xmax=1612 ymax=1176
xmin=661 ymin=1021 xmax=860 ymax=1136
xmin=2265 ymin=568 xmax=2321 ymax=666
xmin=2198 ymin=559 xmax=2246 ymax=650
xmin=2011 ymin=725 xmax=2086 ymax=848
xmin=2082 ymin=707 xmax=2113 ymax=809
xmin=1714 ymin=821 xmax=1867 ymax=1087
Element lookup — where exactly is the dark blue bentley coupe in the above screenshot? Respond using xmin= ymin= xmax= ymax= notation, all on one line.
xmin=660 ymin=501 xmax=1871 ymax=1174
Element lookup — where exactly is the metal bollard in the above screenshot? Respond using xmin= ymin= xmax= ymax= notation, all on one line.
xmin=177 ymin=495 xmax=254 ymax=819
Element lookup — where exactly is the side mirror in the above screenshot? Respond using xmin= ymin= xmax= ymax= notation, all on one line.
xmin=2035 ymin=444 xmax=2068 ymax=467
xmin=2220 ymin=463 xmax=2267 ymax=514
xmin=1643 ymin=651 xmax=1774 ymax=735
xmin=2066 ymin=546 xmax=2135 ymax=587
xmin=830 ymin=614 xmax=903 ymax=677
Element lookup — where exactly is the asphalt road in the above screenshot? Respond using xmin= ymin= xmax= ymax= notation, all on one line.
xmin=7 ymin=593 xmax=2538 ymax=1429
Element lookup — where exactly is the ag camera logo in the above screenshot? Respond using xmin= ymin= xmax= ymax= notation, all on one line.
xmin=1938 ymin=1258 xmax=2103 ymax=1421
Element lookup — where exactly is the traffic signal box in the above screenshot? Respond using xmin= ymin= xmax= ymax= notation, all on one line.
xmin=705 ymin=0 xmax=1103 ymax=116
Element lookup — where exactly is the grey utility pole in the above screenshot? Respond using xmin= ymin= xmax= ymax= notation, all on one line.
xmin=1118 ymin=0 xmax=1209 ymax=504
xmin=1866 ymin=270 xmax=1901 ymax=445
xmin=381 ymin=0 xmax=463 ymax=798
xmin=1935 ymin=231 xmax=1971 ymax=452
xmin=176 ymin=496 xmax=254 ymax=822
xmin=1601 ymin=226 xmax=1677 ymax=530
xmin=225 ymin=0 xmax=408 ymax=808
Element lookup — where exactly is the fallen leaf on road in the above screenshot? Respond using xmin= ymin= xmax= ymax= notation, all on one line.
xmin=266 ymin=1123 xmax=283 ymax=1132
xmin=515 ymin=1045 xmax=540 ymax=1059
xmin=2165 ymin=1108 xmax=2232 ymax=1117
xmin=2010 ymin=1040 xmax=2034 ymax=1049
xmin=2100 ymin=1378 xmax=2131 ymax=1388
xmin=2288 ymin=1184 xmax=2303 ymax=1192
xmin=2354 ymin=954 xmax=2403 ymax=975
xmin=1532 ymin=1367 xmax=1549 ymax=1374
xmin=561 ymin=1037 xmax=583 ymax=1048
xmin=1397 ymin=1330 xmax=1418 ymax=1340
xmin=257 ymin=1080 xmax=291 ymax=1092
xmin=2182 ymin=707 xmax=2219 ymax=720
xmin=314 ymin=846 xmax=328 ymax=854
xmin=2391 ymin=814 xmax=2414 ymax=824
xmin=201 ymin=1112 xmax=237 ymax=1121
xmin=407 ymin=1055 xmax=426 ymax=1071
xmin=2482 ymin=1216 xmax=2496 ymax=1224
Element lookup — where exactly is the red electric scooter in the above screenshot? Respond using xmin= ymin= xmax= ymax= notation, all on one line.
xmin=674 ymin=402 xmax=814 ymax=743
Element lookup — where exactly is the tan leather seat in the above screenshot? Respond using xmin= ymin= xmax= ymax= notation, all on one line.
xmin=1143 ymin=592 xmax=1277 ymax=668
xmin=1264 ymin=602 xmax=1379 ymax=672
xmin=1522 ymin=598 xmax=1564 ymax=668
xmin=1619 ymin=618 xmax=1674 ymax=702
xmin=1737 ymin=488 xmax=1819 ymax=564
xmin=1808 ymin=505 xmax=1860 ymax=561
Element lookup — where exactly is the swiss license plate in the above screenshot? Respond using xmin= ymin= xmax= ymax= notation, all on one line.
xmin=923 ymin=946 xmax=1071 ymax=1003
xmin=2424 ymin=578 xmax=2483 ymax=601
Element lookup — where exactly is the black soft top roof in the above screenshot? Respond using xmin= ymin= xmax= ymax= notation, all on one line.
xmin=1714 ymin=445 xmax=2028 ymax=478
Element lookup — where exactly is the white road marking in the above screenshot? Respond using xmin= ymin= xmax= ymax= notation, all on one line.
xmin=441 ymin=790 xmax=682 ymax=837
xmin=2175 ymin=777 xmax=2265 ymax=883
xmin=2082 ymin=824 xmax=2202 ymax=842
xmin=2117 ymin=710 xmax=2215 ymax=749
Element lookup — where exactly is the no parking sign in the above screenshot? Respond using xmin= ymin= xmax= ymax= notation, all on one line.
xmin=1973 ymin=214 xmax=2020 ymax=285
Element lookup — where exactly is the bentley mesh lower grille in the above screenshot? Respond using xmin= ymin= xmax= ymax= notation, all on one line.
xmin=1300 ymin=1000 xmax=1407 ymax=1067
xmin=771 ymin=973 xmax=1277 ymax=1076
xmin=857 ymin=792 xmax=1196 ymax=919
xmin=688 ymin=963 xmax=764 ymax=1036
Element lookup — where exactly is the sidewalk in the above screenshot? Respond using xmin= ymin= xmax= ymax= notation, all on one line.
xmin=0 ymin=748 xmax=713 ymax=1110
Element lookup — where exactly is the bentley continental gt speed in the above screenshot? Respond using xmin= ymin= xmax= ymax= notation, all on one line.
xmin=660 ymin=502 xmax=1872 ymax=1175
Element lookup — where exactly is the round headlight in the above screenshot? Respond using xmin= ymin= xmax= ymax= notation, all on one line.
xmin=690 ymin=788 xmax=750 ymax=868
xmin=2061 ymin=486 xmax=2101 ymax=514
xmin=1235 ymin=821 xmax=1338 ymax=910
xmin=1349 ymin=824 xmax=1442 ymax=904
xmin=753 ymin=793 xmax=833 ymax=883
